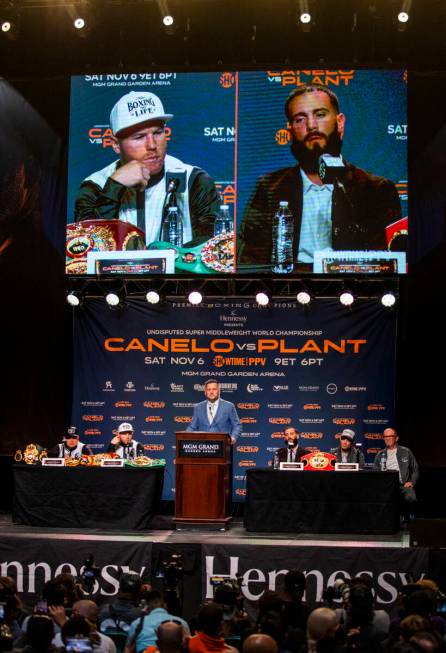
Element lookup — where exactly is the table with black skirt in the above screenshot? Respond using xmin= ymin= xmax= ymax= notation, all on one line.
xmin=244 ymin=469 xmax=400 ymax=534
xmin=13 ymin=464 xmax=164 ymax=530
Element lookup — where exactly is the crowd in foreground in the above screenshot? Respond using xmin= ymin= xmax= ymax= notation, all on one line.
xmin=0 ymin=570 xmax=444 ymax=653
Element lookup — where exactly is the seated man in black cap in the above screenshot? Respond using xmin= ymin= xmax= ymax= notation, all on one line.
xmin=334 ymin=429 xmax=365 ymax=467
xmin=107 ymin=422 xmax=144 ymax=459
xmin=48 ymin=426 xmax=93 ymax=460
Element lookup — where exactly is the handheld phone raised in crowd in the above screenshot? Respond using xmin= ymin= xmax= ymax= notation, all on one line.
xmin=65 ymin=638 xmax=93 ymax=653
xmin=35 ymin=600 xmax=48 ymax=614
xmin=0 ymin=602 xmax=5 ymax=620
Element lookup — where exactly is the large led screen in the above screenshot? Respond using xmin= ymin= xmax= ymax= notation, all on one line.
xmin=66 ymin=69 xmax=407 ymax=276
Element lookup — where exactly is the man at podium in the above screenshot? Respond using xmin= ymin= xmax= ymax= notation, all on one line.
xmin=187 ymin=379 xmax=241 ymax=443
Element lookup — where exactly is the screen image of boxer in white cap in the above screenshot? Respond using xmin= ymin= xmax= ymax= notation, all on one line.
xmin=74 ymin=91 xmax=220 ymax=246
xmin=107 ymin=422 xmax=144 ymax=459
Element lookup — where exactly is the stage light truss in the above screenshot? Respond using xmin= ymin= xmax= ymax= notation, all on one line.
xmin=66 ymin=277 xmax=400 ymax=305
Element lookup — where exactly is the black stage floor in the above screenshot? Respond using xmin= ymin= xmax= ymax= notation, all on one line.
xmin=0 ymin=511 xmax=409 ymax=547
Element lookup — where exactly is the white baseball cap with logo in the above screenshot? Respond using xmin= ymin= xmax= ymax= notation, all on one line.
xmin=117 ymin=422 xmax=134 ymax=433
xmin=110 ymin=91 xmax=173 ymax=136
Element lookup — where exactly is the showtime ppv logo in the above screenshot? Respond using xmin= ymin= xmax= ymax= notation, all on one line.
xmin=237 ymin=446 xmax=259 ymax=453
xmin=240 ymin=418 xmax=257 ymax=424
xmin=219 ymin=72 xmax=235 ymax=88
xmin=144 ymin=444 xmax=165 ymax=451
xmin=144 ymin=416 xmax=163 ymax=422
xmin=275 ymin=129 xmax=291 ymax=146
xmin=143 ymin=402 xmax=166 ymax=408
xmin=301 ymin=432 xmax=323 ymax=439
xmin=174 ymin=416 xmax=192 ymax=423
xmin=267 ymin=69 xmax=355 ymax=87
xmin=84 ymin=429 xmax=101 ymax=436
xmin=115 ymin=401 xmax=133 ymax=408
xmin=304 ymin=404 xmax=321 ymax=410
xmin=238 ymin=460 xmax=256 ymax=467
xmin=82 ymin=415 xmax=103 ymax=422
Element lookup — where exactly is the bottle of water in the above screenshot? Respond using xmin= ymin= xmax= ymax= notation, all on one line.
xmin=273 ymin=451 xmax=280 ymax=470
xmin=161 ymin=206 xmax=183 ymax=247
xmin=272 ymin=201 xmax=294 ymax=273
xmin=214 ymin=205 xmax=233 ymax=236
xmin=380 ymin=456 xmax=387 ymax=472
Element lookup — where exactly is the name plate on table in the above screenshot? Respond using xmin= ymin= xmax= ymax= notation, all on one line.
xmin=335 ymin=462 xmax=359 ymax=471
xmin=178 ymin=440 xmax=224 ymax=458
xmin=87 ymin=250 xmax=175 ymax=275
xmin=279 ymin=462 xmax=304 ymax=471
xmin=42 ymin=458 xmax=65 ymax=466
xmin=101 ymin=458 xmax=124 ymax=467
xmin=313 ymin=250 xmax=406 ymax=274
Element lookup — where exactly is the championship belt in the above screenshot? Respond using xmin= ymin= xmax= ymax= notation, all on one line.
xmin=66 ymin=219 xmax=145 ymax=275
xmin=14 ymin=443 xmax=47 ymax=464
xmin=386 ymin=216 xmax=408 ymax=251
xmin=300 ymin=451 xmax=336 ymax=471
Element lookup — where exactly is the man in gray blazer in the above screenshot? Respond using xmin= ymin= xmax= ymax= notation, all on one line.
xmin=187 ymin=379 xmax=241 ymax=443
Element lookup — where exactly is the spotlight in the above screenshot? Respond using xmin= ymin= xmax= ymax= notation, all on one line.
xmin=297 ymin=291 xmax=312 ymax=305
xmin=256 ymin=292 xmax=269 ymax=307
xmin=381 ymin=292 xmax=396 ymax=308
xmin=163 ymin=14 xmax=173 ymax=26
xmin=298 ymin=0 xmax=311 ymax=31
xmin=1 ymin=15 xmax=19 ymax=39
xmin=397 ymin=0 xmax=411 ymax=30
xmin=146 ymin=290 xmax=160 ymax=304
xmin=66 ymin=291 xmax=81 ymax=307
xmin=340 ymin=291 xmax=355 ymax=307
xmin=105 ymin=292 xmax=120 ymax=307
xmin=73 ymin=16 xmax=86 ymax=29
xmin=188 ymin=291 xmax=203 ymax=305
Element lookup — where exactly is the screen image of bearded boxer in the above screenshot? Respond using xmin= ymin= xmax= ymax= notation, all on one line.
xmin=74 ymin=91 xmax=220 ymax=247
xmin=237 ymin=84 xmax=403 ymax=271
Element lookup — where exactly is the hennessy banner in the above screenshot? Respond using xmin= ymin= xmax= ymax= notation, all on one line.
xmin=202 ymin=544 xmax=428 ymax=613
xmin=0 ymin=537 xmax=152 ymax=608
xmin=72 ymin=298 xmax=397 ymax=500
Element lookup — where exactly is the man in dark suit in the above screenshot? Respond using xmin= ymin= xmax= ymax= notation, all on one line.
xmin=237 ymin=85 xmax=402 ymax=271
xmin=187 ymin=379 xmax=241 ymax=443
xmin=273 ymin=426 xmax=309 ymax=464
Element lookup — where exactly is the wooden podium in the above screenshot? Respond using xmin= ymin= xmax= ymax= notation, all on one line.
xmin=174 ymin=432 xmax=232 ymax=529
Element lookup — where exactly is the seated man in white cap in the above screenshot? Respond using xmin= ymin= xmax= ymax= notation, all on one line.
xmin=107 ymin=422 xmax=144 ymax=459
xmin=48 ymin=426 xmax=93 ymax=459
xmin=334 ymin=428 xmax=365 ymax=467
xmin=74 ymin=91 xmax=220 ymax=247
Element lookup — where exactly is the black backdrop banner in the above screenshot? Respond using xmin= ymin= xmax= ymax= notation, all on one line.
xmin=72 ymin=297 xmax=397 ymax=500
xmin=202 ymin=544 xmax=428 ymax=614
xmin=0 ymin=537 xmax=152 ymax=608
